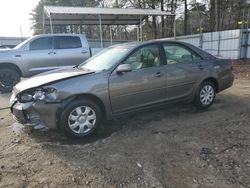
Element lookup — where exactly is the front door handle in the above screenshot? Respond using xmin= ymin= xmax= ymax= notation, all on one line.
xmin=48 ymin=51 xmax=56 ymax=55
xmin=81 ymin=50 xmax=88 ymax=54
xmin=154 ymin=72 xmax=162 ymax=78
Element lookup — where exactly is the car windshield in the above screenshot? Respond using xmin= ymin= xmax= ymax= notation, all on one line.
xmin=78 ymin=47 xmax=130 ymax=71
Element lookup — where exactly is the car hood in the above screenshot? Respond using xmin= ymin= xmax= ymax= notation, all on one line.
xmin=0 ymin=48 xmax=18 ymax=53
xmin=14 ymin=67 xmax=95 ymax=93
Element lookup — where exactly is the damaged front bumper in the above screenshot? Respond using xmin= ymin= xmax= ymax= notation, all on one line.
xmin=10 ymin=97 xmax=61 ymax=129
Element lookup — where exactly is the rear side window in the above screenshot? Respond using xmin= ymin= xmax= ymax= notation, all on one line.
xmin=55 ymin=36 xmax=82 ymax=49
xmin=163 ymin=43 xmax=202 ymax=64
xmin=30 ymin=37 xmax=53 ymax=50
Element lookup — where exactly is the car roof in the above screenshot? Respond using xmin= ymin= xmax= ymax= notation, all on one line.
xmin=112 ymin=39 xmax=190 ymax=49
xmin=34 ymin=33 xmax=86 ymax=38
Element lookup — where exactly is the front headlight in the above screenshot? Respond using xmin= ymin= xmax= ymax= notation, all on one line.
xmin=20 ymin=93 xmax=33 ymax=103
xmin=19 ymin=87 xmax=58 ymax=103
xmin=33 ymin=88 xmax=58 ymax=101
xmin=33 ymin=90 xmax=46 ymax=101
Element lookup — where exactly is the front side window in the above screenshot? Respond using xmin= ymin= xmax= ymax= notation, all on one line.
xmin=163 ymin=43 xmax=201 ymax=64
xmin=55 ymin=36 xmax=82 ymax=49
xmin=124 ymin=44 xmax=161 ymax=70
xmin=29 ymin=37 xmax=53 ymax=50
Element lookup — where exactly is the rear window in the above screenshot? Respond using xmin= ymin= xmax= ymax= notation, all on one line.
xmin=55 ymin=36 xmax=82 ymax=49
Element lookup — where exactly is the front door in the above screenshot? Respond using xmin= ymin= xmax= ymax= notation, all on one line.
xmin=109 ymin=44 xmax=167 ymax=114
xmin=21 ymin=36 xmax=58 ymax=76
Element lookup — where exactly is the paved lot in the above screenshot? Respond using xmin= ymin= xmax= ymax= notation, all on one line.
xmin=0 ymin=78 xmax=250 ymax=188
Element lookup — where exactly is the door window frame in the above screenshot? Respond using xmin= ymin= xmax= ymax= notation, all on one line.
xmin=28 ymin=36 xmax=55 ymax=51
xmin=112 ymin=43 xmax=166 ymax=74
xmin=161 ymin=42 xmax=203 ymax=65
xmin=54 ymin=36 xmax=82 ymax=50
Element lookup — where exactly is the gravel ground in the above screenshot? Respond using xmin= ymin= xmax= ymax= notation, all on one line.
xmin=0 ymin=67 xmax=249 ymax=187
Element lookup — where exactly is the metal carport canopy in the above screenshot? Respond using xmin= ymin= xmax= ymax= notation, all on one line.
xmin=43 ymin=6 xmax=175 ymax=26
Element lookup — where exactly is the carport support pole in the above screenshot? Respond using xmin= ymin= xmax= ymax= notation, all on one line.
xmin=137 ymin=26 xmax=139 ymax=41
xmin=99 ymin=15 xmax=103 ymax=48
xmin=42 ymin=12 xmax=45 ymax=34
xmin=140 ymin=16 xmax=143 ymax=41
xmin=173 ymin=16 xmax=176 ymax=40
xmin=110 ymin=26 xmax=113 ymax=45
xmin=49 ymin=14 xmax=53 ymax=34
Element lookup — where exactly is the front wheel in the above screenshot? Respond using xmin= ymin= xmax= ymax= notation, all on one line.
xmin=195 ymin=81 xmax=216 ymax=109
xmin=0 ymin=68 xmax=20 ymax=93
xmin=59 ymin=99 xmax=103 ymax=138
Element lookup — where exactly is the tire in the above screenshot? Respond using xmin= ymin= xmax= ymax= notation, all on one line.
xmin=59 ymin=99 xmax=103 ymax=138
xmin=194 ymin=81 xmax=216 ymax=110
xmin=0 ymin=68 xmax=20 ymax=93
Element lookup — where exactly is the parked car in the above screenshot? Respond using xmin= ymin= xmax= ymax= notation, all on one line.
xmin=10 ymin=40 xmax=234 ymax=138
xmin=0 ymin=34 xmax=98 ymax=92
xmin=0 ymin=45 xmax=16 ymax=50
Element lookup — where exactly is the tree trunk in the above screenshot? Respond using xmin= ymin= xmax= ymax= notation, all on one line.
xmin=152 ymin=1 xmax=157 ymax=39
xmin=161 ymin=0 xmax=165 ymax=38
xmin=184 ymin=0 xmax=188 ymax=35
xmin=209 ymin=0 xmax=215 ymax=31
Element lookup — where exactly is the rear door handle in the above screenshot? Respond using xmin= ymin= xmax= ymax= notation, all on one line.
xmin=198 ymin=65 xmax=204 ymax=70
xmin=48 ymin=51 xmax=56 ymax=55
xmin=154 ymin=72 xmax=162 ymax=78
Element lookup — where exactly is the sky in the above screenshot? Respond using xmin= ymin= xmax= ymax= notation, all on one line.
xmin=0 ymin=0 xmax=40 ymax=37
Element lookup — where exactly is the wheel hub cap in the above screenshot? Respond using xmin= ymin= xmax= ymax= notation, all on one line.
xmin=68 ymin=106 xmax=96 ymax=134
xmin=200 ymin=85 xmax=214 ymax=105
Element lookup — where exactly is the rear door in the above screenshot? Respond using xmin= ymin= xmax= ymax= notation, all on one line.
xmin=54 ymin=36 xmax=90 ymax=67
xmin=109 ymin=44 xmax=167 ymax=114
xmin=162 ymin=43 xmax=208 ymax=100
xmin=21 ymin=36 xmax=58 ymax=76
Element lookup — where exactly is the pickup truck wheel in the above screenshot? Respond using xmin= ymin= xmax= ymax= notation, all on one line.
xmin=0 ymin=68 xmax=20 ymax=93
xmin=60 ymin=99 xmax=102 ymax=138
xmin=195 ymin=81 xmax=216 ymax=110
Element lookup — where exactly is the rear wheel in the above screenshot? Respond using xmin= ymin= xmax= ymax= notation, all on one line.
xmin=0 ymin=68 xmax=20 ymax=93
xmin=195 ymin=81 xmax=216 ymax=109
xmin=59 ymin=99 xmax=102 ymax=138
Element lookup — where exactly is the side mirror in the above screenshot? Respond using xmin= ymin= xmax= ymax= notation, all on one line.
xmin=116 ymin=64 xmax=132 ymax=73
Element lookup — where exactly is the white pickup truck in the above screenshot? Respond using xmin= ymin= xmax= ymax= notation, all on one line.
xmin=0 ymin=34 xmax=101 ymax=92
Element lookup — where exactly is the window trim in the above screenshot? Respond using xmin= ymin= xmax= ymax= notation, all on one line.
xmin=161 ymin=42 xmax=203 ymax=65
xmin=29 ymin=36 xmax=54 ymax=51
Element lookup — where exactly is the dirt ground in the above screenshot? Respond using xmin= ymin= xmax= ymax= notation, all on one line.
xmin=0 ymin=63 xmax=250 ymax=188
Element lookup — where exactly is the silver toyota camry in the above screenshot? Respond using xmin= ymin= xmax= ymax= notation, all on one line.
xmin=10 ymin=40 xmax=234 ymax=138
